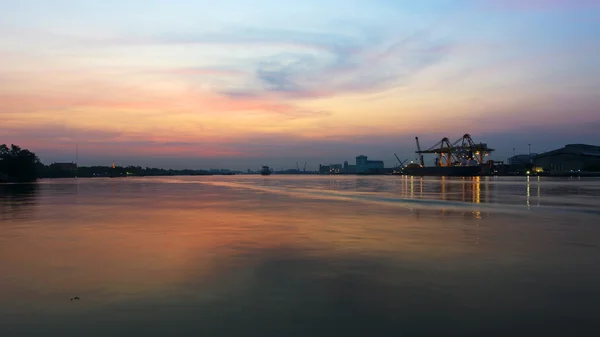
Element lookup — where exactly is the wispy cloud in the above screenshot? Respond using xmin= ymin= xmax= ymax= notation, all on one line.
xmin=483 ymin=0 xmax=600 ymax=11
xmin=19 ymin=23 xmax=448 ymax=99
xmin=214 ymin=28 xmax=451 ymax=99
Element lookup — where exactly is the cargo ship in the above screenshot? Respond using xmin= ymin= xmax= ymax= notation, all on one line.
xmin=260 ymin=166 xmax=271 ymax=176
xmin=403 ymin=164 xmax=482 ymax=176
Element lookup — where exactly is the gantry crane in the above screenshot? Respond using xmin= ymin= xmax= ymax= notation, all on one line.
xmin=415 ymin=134 xmax=494 ymax=167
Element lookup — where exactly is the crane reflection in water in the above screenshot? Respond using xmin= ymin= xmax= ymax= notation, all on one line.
xmin=396 ymin=175 xmax=542 ymax=220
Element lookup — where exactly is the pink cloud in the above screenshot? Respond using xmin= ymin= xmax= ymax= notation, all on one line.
xmin=0 ymin=76 xmax=333 ymax=161
xmin=0 ymin=93 xmax=169 ymax=113
xmin=76 ymin=142 xmax=245 ymax=158
xmin=154 ymin=67 xmax=246 ymax=77
xmin=1 ymin=125 xmax=246 ymax=159
xmin=0 ymin=81 xmax=324 ymax=120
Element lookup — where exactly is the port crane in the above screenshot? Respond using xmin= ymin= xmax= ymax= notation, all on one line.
xmin=394 ymin=154 xmax=408 ymax=168
xmin=415 ymin=134 xmax=494 ymax=167
xmin=294 ymin=161 xmax=308 ymax=172
xmin=415 ymin=137 xmax=425 ymax=166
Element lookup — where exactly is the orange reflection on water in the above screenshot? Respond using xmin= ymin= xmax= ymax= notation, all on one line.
xmin=398 ymin=176 xmax=483 ymax=204
xmin=0 ymin=178 xmax=501 ymax=312
xmin=2 ymin=176 xmax=600 ymax=337
xmin=6 ymin=174 xmax=581 ymax=327
xmin=474 ymin=177 xmax=481 ymax=204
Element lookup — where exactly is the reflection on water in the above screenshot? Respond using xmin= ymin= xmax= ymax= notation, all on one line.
xmin=405 ymin=176 xmax=484 ymax=203
xmin=0 ymin=183 xmax=39 ymax=221
xmin=1 ymin=176 xmax=600 ymax=336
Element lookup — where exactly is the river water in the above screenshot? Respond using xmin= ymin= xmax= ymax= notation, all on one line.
xmin=1 ymin=176 xmax=600 ymax=336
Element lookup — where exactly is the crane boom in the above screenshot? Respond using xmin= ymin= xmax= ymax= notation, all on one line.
xmin=415 ymin=137 xmax=425 ymax=166
xmin=394 ymin=154 xmax=409 ymax=169
xmin=394 ymin=153 xmax=402 ymax=167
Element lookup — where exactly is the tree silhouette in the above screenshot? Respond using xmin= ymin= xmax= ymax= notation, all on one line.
xmin=0 ymin=144 xmax=40 ymax=182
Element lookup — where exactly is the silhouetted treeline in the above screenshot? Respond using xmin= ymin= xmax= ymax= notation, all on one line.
xmin=1 ymin=144 xmax=40 ymax=182
xmin=38 ymin=165 xmax=213 ymax=178
xmin=2 ymin=143 xmax=214 ymax=181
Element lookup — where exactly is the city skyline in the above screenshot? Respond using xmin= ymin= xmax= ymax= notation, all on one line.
xmin=1 ymin=0 xmax=599 ymax=169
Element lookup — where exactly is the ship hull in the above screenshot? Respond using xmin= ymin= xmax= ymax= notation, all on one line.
xmin=260 ymin=166 xmax=271 ymax=176
xmin=404 ymin=165 xmax=482 ymax=177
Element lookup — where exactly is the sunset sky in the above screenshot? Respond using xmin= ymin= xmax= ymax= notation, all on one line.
xmin=1 ymin=0 xmax=599 ymax=169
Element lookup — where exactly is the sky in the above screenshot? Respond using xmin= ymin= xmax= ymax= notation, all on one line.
xmin=1 ymin=0 xmax=599 ymax=169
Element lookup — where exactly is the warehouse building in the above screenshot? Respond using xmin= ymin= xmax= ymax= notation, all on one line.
xmin=534 ymin=144 xmax=600 ymax=172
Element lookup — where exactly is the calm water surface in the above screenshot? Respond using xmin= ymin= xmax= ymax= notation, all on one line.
xmin=1 ymin=176 xmax=600 ymax=336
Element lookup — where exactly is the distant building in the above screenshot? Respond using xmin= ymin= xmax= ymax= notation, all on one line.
xmin=356 ymin=155 xmax=384 ymax=174
xmin=343 ymin=160 xmax=356 ymax=173
xmin=534 ymin=144 xmax=600 ymax=172
xmin=50 ymin=162 xmax=77 ymax=171
xmin=320 ymin=156 xmax=385 ymax=174
xmin=506 ymin=154 xmax=536 ymax=173
xmin=319 ymin=164 xmax=343 ymax=174
xmin=208 ymin=168 xmax=234 ymax=174
xmin=508 ymin=154 xmax=536 ymax=166
xmin=319 ymin=165 xmax=331 ymax=174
